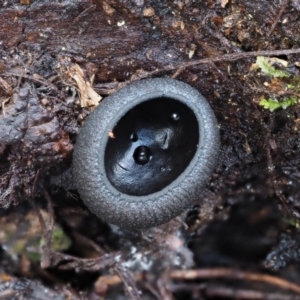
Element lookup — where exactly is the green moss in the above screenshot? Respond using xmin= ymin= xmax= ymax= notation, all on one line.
xmin=27 ymin=227 xmax=72 ymax=263
xmin=51 ymin=227 xmax=72 ymax=252
xmin=282 ymin=217 xmax=300 ymax=229
xmin=13 ymin=240 xmax=26 ymax=254
xmin=255 ymin=56 xmax=299 ymax=112
xmin=26 ymin=250 xmax=42 ymax=262
xmin=256 ymin=56 xmax=290 ymax=78
xmin=259 ymin=97 xmax=298 ymax=112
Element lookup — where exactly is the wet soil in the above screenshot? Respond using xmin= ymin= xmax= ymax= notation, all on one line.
xmin=0 ymin=0 xmax=300 ymax=299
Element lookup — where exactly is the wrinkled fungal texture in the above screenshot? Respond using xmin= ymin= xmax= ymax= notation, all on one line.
xmin=73 ymin=78 xmax=220 ymax=230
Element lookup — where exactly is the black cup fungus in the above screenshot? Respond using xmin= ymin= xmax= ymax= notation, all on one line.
xmin=73 ymin=78 xmax=220 ymax=230
xmin=105 ymin=97 xmax=199 ymax=196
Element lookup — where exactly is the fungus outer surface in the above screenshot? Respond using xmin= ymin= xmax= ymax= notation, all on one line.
xmin=73 ymin=78 xmax=220 ymax=230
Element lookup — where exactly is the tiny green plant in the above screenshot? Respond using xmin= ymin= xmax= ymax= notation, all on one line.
xmin=256 ymin=56 xmax=299 ymax=112
xmin=40 ymin=227 xmax=72 ymax=252
xmin=259 ymin=97 xmax=298 ymax=112
xmin=256 ymin=56 xmax=290 ymax=78
xmin=27 ymin=227 xmax=72 ymax=262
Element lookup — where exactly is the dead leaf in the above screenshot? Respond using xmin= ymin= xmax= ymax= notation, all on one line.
xmin=59 ymin=58 xmax=102 ymax=108
xmin=69 ymin=64 xmax=102 ymax=107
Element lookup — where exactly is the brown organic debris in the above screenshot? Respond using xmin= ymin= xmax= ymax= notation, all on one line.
xmin=59 ymin=58 xmax=102 ymax=108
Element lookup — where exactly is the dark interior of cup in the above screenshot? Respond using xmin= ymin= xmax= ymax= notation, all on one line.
xmin=104 ymin=97 xmax=199 ymax=196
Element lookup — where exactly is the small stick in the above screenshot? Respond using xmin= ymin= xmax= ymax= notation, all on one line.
xmin=171 ymin=268 xmax=300 ymax=295
xmin=1 ymin=73 xmax=63 ymax=98
xmin=126 ymin=48 xmax=300 ymax=85
xmin=267 ymin=0 xmax=289 ymax=37
xmin=149 ymin=48 xmax=300 ymax=76
xmin=115 ymin=265 xmax=141 ymax=300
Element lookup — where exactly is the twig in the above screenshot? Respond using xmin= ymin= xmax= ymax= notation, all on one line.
xmin=95 ymin=273 xmax=144 ymax=292
xmin=43 ymin=189 xmax=55 ymax=232
xmin=132 ymin=48 xmax=300 ymax=80
xmin=157 ymin=272 xmax=173 ymax=300
xmin=28 ymin=197 xmax=47 ymax=236
xmin=1 ymin=98 xmax=10 ymax=115
xmin=204 ymin=285 xmax=300 ymax=300
xmin=39 ymin=190 xmax=56 ymax=269
xmin=267 ymin=0 xmax=289 ymax=37
xmin=172 ymin=283 xmax=300 ymax=299
xmin=72 ymin=232 xmax=106 ymax=255
xmin=203 ymin=25 xmax=243 ymax=54
xmin=73 ymin=4 xmax=96 ymax=24
xmin=1 ymin=73 xmax=63 ymax=98
xmin=115 ymin=264 xmax=141 ymax=300
xmin=51 ymin=251 xmax=119 ymax=271
xmin=28 ymin=195 xmax=52 ymax=269
xmin=171 ymin=268 xmax=300 ymax=295
xmin=94 ymin=81 xmax=120 ymax=95
xmin=142 ymin=282 xmax=162 ymax=300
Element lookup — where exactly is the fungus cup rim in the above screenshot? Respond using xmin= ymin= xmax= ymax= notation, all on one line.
xmin=73 ymin=78 xmax=220 ymax=229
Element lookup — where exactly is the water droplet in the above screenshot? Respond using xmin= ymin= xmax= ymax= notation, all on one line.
xmin=171 ymin=113 xmax=180 ymax=121
xmin=245 ymin=183 xmax=252 ymax=190
xmin=130 ymin=132 xmax=138 ymax=142
xmin=133 ymin=146 xmax=151 ymax=165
